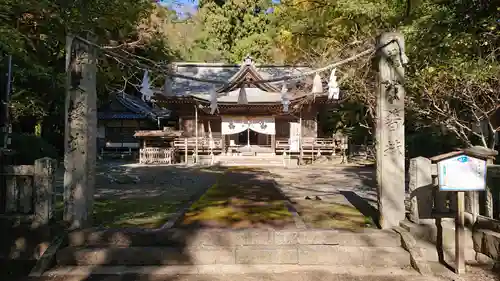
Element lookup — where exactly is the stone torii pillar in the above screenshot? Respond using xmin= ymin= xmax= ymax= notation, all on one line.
xmin=376 ymin=32 xmax=408 ymax=229
xmin=63 ymin=35 xmax=97 ymax=229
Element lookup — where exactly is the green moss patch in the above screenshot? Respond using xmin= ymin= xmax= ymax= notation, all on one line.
xmin=92 ymin=197 xmax=181 ymax=228
xmin=294 ymin=198 xmax=376 ymax=230
xmin=179 ymin=169 xmax=294 ymax=229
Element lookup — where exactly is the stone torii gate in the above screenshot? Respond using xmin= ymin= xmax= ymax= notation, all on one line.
xmin=62 ymin=32 xmax=408 ymax=230
xmin=375 ymin=32 xmax=407 ymax=229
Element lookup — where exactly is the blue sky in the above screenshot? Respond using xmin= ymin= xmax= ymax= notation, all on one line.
xmin=158 ymin=0 xmax=279 ymax=17
xmin=158 ymin=0 xmax=198 ymax=16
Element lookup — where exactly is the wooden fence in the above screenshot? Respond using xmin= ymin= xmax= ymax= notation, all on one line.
xmin=1 ymin=157 xmax=57 ymax=226
xmin=139 ymin=148 xmax=176 ymax=164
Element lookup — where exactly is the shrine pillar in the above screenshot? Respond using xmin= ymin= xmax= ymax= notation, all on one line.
xmin=376 ymin=32 xmax=407 ymax=229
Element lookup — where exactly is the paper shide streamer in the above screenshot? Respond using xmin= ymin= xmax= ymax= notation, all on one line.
xmin=311 ymin=73 xmax=323 ymax=94
xmin=163 ymin=75 xmax=173 ymax=96
xmin=140 ymin=70 xmax=154 ymax=102
xmin=327 ymin=68 xmax=340 ymax=100
xmin=281 ymin=82 xmax=290 ymax=112
xmin=209 ymin=88 xmax=218 ymax=114
xmin=238 ymin=85 xmax=248 ymax=104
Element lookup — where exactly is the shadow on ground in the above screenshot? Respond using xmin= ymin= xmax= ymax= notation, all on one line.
xmin=266 ymin=165 xmax=380 ymax=230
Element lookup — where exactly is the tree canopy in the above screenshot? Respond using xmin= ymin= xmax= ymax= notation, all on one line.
xmin=1 ymin=0 xmax=176 ymax=151
xmin=2 ymin=0 xmax=500 ymax=158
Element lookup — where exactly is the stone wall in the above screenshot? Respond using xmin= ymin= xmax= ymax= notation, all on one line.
xmin=1 ymin=158 xmax=57 ymax=261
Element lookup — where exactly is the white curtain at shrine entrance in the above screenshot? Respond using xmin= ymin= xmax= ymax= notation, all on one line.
xmin=248 ymin=117 xmax=275 ymax=135
xmin=221 ymin=116 xmax=275 ymax=135
xmin=221 ymin=116 xmax=249 ymax=135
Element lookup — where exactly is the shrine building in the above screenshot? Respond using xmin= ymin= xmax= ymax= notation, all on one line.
xmin=135 ymin=56 xmax=347 ymax=165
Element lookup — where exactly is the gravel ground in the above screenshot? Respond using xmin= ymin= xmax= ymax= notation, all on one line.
xmin=53 ymin=161 xmax=223 ymax=228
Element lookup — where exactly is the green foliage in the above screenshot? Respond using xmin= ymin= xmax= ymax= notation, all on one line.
xmin=319 ymin=102 xmax=371 ymax=144
xmin=1 ymin=0 xmax=177 ymax=156
xmin=3 ymin=0 xmax=500 ymax=160
xmin=168 ymin=0 xmax=278 ymax=63
xmin=273 ymin=0 xmax=500 ymax=150
xmin=9 ymin=133 xmax=59 ymax=165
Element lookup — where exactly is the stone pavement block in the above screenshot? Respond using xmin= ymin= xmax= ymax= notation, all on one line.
xmin=296 ymin=231 xmax=400 ymax=247
xmin=233 ymin=230 xmax=274 ymax=245
xmin=298 ymin=245 xmax=364 ymax=265
xmin=189 ymin=248 xmax=236 ymax=264
xmin=297 ymin=231 xmax=340 ymax=245
xmin=298 ymin=246 xmax=409 ymax=267
xmin=188 ymin=231 xmax=236 ymax=247
xmin=235 ymin=246 xmax=298 ymax=264
xmin=273 ymin=231 xmax=298 ymax=245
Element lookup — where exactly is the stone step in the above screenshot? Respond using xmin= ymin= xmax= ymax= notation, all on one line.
xmin=196 ymin=155 xmax=296 ymax=166
xmin=399 ymin=220 xmax=476 ymax=257
xmin=43 ymin=265 xmax=435 ymax=280
xmin=56 ymin=245 xmax=411 ymax=267
xmin=67 ymin=229 xmax=403 ymax=248
xmin=417 ymin=240 xmax=477 ymax=262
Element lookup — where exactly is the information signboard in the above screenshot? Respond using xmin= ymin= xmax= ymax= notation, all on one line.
xmin=437 ymin=154 xmax=487 ymax=191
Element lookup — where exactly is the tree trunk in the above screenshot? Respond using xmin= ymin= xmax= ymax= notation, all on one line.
xmin=63 ymin=35 xmax=97 ymax=229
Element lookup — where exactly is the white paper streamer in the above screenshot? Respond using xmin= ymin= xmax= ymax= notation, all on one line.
xmin=281 ymin=82 xmax=290 ymax=112
xmin=140 ymin=70 xmax=154 ymax=102
xmin=328 ymin=68 xmax=340 ymax=100
xmin=163 ymin=75 xmax=173 ymax=96
xmin=238 ymin=86 xmax=248 ymax=104
xmin=209 ymin=88 xmax=218 ymax=114
xmin=311 ymin=73 xmax=323 ymax=94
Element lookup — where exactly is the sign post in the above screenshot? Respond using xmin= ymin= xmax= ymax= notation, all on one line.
xmin=437 ymin=153 xmax=487 ymax=275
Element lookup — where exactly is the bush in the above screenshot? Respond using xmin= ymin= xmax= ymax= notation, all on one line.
xmin=9 ymin=133 xmax=60 ymax=165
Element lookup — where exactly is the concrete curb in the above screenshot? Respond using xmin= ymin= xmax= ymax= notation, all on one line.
xmin=43 ymin=265 xmax=428 ymax=277
xmin=393 ymin=226 xmax=433 ymax=275
xmin=160 ymin=178 xmax=219 ymax=230
xmin=29 ymin=234 xmax=66 ymax=277
xmin=271 ymin=181 xmax=307 ymax=229
xmin=67 ymin=228 xmax=401 ymax=249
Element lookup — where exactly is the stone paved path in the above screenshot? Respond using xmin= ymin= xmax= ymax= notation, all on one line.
xmin=267 ymin=165 xmax=379 ymax=229
xmin=268 ymin=165 xmax=377 ymax=202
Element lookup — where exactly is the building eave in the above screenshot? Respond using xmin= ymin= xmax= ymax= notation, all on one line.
xmin=216 ymin=64 xmax=280 ymax=93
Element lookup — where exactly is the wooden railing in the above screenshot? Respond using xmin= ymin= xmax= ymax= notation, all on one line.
xmin=173 ymin=138 xmax=223 ymax=152
xmin=276 ymin=138 xmax=347 ymax=153
xmin=1 ymin=157 xmax=56 ymax=226
xmin=276 ymin=139 xmax=290 ymax=152
xmin=139 ymin=148 xmax=176 ymax=164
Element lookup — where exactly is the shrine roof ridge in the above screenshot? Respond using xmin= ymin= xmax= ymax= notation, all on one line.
xmin=172 ymin=62 xmax=311 ymax=68
xmin=154 ymin=63 xmax=314 ymax=103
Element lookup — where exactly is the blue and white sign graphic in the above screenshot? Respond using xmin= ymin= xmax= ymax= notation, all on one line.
xmin=438 ymin=154 xmax=486 ymax=191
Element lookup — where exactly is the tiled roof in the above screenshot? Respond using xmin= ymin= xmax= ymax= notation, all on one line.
xmin=115 ymin=92 xmax=171 ymax=121
xmin=153 ymin=62 xmax=315 ymax=103
xmin=192 ymin=88 xmax=283 ymax=103
xmin=98 ymin=112 xmax=146 ymax=120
